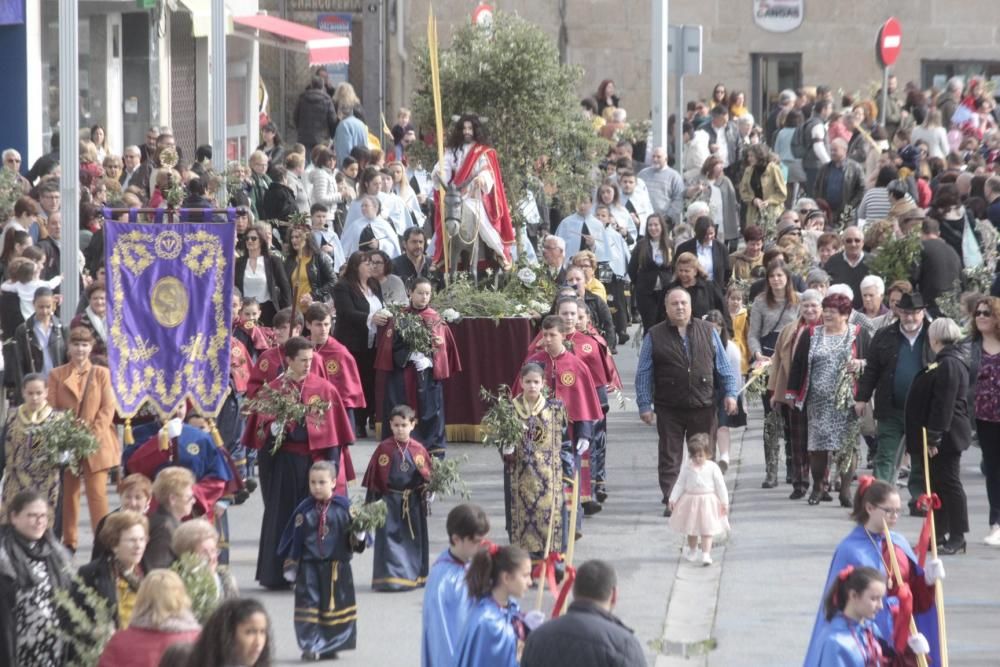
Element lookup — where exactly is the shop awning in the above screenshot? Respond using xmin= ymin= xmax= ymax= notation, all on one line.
xmin=232 ymin=14 xmax=350 ymax=66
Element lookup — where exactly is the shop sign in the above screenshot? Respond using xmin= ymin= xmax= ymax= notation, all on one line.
xmin=752 ymin=0 xmax=803 ymax=33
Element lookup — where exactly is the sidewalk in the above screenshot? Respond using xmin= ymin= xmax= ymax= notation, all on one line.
xmin=654 ymin=407 xmax=999 ymax=666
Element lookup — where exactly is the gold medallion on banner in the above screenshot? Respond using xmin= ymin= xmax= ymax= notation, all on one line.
xmin=151 ymin=277 xmax=189 ymax=328
xmin=154 ymin=230 xmax=183 ymax=259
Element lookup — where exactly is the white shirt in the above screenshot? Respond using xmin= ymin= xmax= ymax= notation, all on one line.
xmin=697 ymin=241 xmax=715 ymax=280
xmin=241 ymin=255 xmax=270 ymax=303
xmin=364 ymin=291 xmax=383 ymax=347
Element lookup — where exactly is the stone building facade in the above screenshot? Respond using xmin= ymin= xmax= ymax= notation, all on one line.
xmin=261 ymin=0 xmax=1000 ymax=144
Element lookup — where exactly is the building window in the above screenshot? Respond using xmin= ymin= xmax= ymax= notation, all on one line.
xmin=922 ymin=60 xmax=1000 ymax=98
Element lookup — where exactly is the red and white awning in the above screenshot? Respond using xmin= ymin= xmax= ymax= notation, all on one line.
xmin=232 ymin=14 xmax=350 ymax=66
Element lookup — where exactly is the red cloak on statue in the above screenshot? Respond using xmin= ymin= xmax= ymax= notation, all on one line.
xmin=432 ymin=143 xmax=515 ymax=264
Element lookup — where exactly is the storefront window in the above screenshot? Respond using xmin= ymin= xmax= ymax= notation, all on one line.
xmin=40 ymin=3 xmax=108 ymax=148
xmin=922 ymin=60 xmax=1000 ymax=98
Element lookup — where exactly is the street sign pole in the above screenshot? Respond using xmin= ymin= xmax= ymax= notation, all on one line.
xmin=651 ymin=0 xmax=668 ymax=151
xmin=211 ymin=0 xmax=227 ymax=201
xmin=58 ymin=0 xmax=80 ymax=323
xmin=876 ymin=17 xmax=902 ymax=129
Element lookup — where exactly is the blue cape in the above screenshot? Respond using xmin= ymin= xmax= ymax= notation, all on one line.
xmin=804 ymin=525 xmax=939 ymax=666
xmin=451 ymin=595 xmax=520 ymax=667
xmin=421 ymin=549 xmax=471 ymax=667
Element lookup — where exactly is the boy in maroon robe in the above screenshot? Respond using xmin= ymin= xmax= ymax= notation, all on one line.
xmin=242 ymin=336 xmax=356 ymax=588
xmin=247 ymin=307 xmax=328 ymax=398
xmin=304 ymin=303 xmax=366 ymax=432
xmin=374 ymin=278 xmax=461 ymax=457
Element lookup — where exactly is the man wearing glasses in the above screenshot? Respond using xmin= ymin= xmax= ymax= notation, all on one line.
xmin=824 ymin=227 xmax=870 ymax=310
xmin=120 ymin=145 xmax=150 ymax=195
xmin=854 ymin=292 xmax=932 ymax=516
xmin=2 ymin=148 xmax=31 ymax=194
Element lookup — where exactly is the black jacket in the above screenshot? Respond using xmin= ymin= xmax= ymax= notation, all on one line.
xmin=856 ymin=320 xmax=934 ymax=419
xmin=332 ymin=280 xmax=384 ymax=354
xmin=143 ymin=506 xmax=179 ymax=571
xmin=521 ymin=600 xmax=646 ymax=667
xmin=283 ymin=252 xmax=337 ymax=304
xmin=10 ymin=315 xmax=67 ymax=391
xmin=260 ymin=182 xmax=299 ymax=222
xmin=0 ymin=526 xmax=72 ymax=666
xmin=675 ymin=238 xmax=731 ymax=290
xmin=627 ymin=238 xmax=672 ymax=297
xmin=76 ymin=556 xmax=126 ymax=627
xmin=585 ymin=291 xmax=616 ymax=351
xmin=914 ymin=238 xmax=962 ymax=316
xmin=293 ymin=89 xmax=337 ymax=148
xmin=235 ymin=253 xmax=292 ymax=312
xmin=904 ymin=344 xmax=971 ymax=456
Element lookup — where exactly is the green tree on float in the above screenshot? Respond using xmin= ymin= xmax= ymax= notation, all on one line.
xmin=410 ymin=12 xmax=605 ymax=244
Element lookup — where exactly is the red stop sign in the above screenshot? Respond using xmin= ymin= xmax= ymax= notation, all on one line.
xmin=877 ymin=17 xmax=902 ymax=68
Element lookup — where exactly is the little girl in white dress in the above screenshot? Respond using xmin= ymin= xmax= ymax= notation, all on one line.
xmin=668 ymin=434 xmax=730 ymax=565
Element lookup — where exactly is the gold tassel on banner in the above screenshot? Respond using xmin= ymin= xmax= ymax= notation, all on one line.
xmin=209 ymin=419 xmax=225 ymax=448
xmin=159 ymin=427 xmax=170 ymax=452
xmin=124 ymin=418 xmax=134 ymax=446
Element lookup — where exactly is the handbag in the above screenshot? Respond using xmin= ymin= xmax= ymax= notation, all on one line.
xmin=758 ymin=302 xmax=790 ymax=358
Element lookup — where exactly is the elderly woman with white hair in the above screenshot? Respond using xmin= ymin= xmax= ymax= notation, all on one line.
xmin=859 ymin=275 xmax=887 ymax=320
xmin=903 ymin=317 xmax=971 ymax=555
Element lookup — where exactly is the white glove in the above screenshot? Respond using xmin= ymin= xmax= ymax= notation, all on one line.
xmin=409 ymin=352 xmax=433 ymax=372
xmin=907 ymin=633 xmax=930 ymax=655
xmin=523 ymin=610 xmax=546 ymax=631
xmin=354 ymin=531 xmax=368 ymax=543
xmin=427 ymin=492 xmax=437 ymax=503
xmin=270 ymin=421 xmax=282 ymax=436
xmin=166 ymin=417 xmax=184 ymax=439
xmin=923 ymin=558 xmax=946 ymax=586
xmin=576 ymin=438 xmax=590 ymax=454
xmin=59 ymin=450 xmax=71 ymax=465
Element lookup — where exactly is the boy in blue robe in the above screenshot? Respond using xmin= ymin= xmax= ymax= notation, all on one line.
xmin=421 ymin=504 xmax=490 ymax=667
xmin=362 ymin=404 xmax=433 ymax=591
xmin=279 ymin=461 xmax=364 ymax=661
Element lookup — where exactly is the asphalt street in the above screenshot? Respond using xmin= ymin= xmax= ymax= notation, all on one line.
xmin=72 ymin=329 xmax=999 ymax=665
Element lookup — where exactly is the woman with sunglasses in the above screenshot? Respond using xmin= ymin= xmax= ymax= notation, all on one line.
xmin=235 ymin=222 xmax=291 ymax=326
xmin=966 ymin=296 xmax=1000 ymax=547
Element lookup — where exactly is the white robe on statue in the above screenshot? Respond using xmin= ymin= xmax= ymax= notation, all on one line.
xmin=433 ymin=143 xmax=507 ymax=259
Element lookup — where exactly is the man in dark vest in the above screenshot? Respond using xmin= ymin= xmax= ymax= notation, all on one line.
xmin=636 ymin=288 xmax=739 ymax=516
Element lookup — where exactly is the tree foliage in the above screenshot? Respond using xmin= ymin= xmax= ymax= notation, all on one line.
xmin=411 ymin=12 xmax=603 ymax=221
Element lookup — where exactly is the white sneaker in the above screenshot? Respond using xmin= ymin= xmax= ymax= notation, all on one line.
xmin=701 ymin=551 xmax=713 ymax=566
xmin=984 ymin=525 xmax=1000 ymax=546
xmin=683 ymin=546 xmax=701 ymax=562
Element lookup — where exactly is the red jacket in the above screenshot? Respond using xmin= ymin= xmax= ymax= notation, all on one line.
xmin=98 ymin=622 xmax=200 ymax=667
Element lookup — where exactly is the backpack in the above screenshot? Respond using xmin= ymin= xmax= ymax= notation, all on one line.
xmin=791 ymin=118 xmax=819 ymax=159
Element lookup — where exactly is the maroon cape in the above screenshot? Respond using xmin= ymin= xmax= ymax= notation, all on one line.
xmin=229 ymin=336 xmax=252 ymax=394
xmin=315 ymin=336 xmax=366 ymax=409
xmin=513 ymin=349 xmax=603 ymax=422
xmin=246 ymin=345 xmax=328 ymax=398
xmin=242 ymin=373 xmax=356 ymax=481
xmin=374 ymin=306 xmax=462 ymax=381
xmin=361 ymin=437 xmax=432 ymax=494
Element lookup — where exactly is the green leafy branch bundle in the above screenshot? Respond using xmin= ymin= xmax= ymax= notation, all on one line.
xmin=388 ymin=305 xmax=437 ymax=357
xmin=426 ymin=455 xmax=470 ymax=499
xmin=349 ymin=495 xmax=388 ymax=533
xmin=171 ymin=552 xmax=220 ymax=623
xmin=479 ymin=385 xmax=524 ymax=453
xmin=242 ymin=384 xmax=330 ymax=454
xmin=54 ymin=574 xmax=116 ymax=667
xmin=31 ymin=410 xmax=100 ymax=475
xmin=868 ymin=231 xmax=921 ymax=284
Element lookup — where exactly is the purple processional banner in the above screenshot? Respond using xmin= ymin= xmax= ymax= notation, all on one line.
xmin=104 ymin=222 xmax=234 ymax=418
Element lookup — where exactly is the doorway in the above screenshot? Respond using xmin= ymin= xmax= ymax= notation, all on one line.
xmin=751 ymin=53 xmax=802 ymax=130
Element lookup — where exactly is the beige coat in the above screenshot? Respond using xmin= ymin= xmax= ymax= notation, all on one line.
xmin=47 ymin=361 xmax=120 ymax=471
xmin=767 ymin=319 xmax=808 ymax=407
